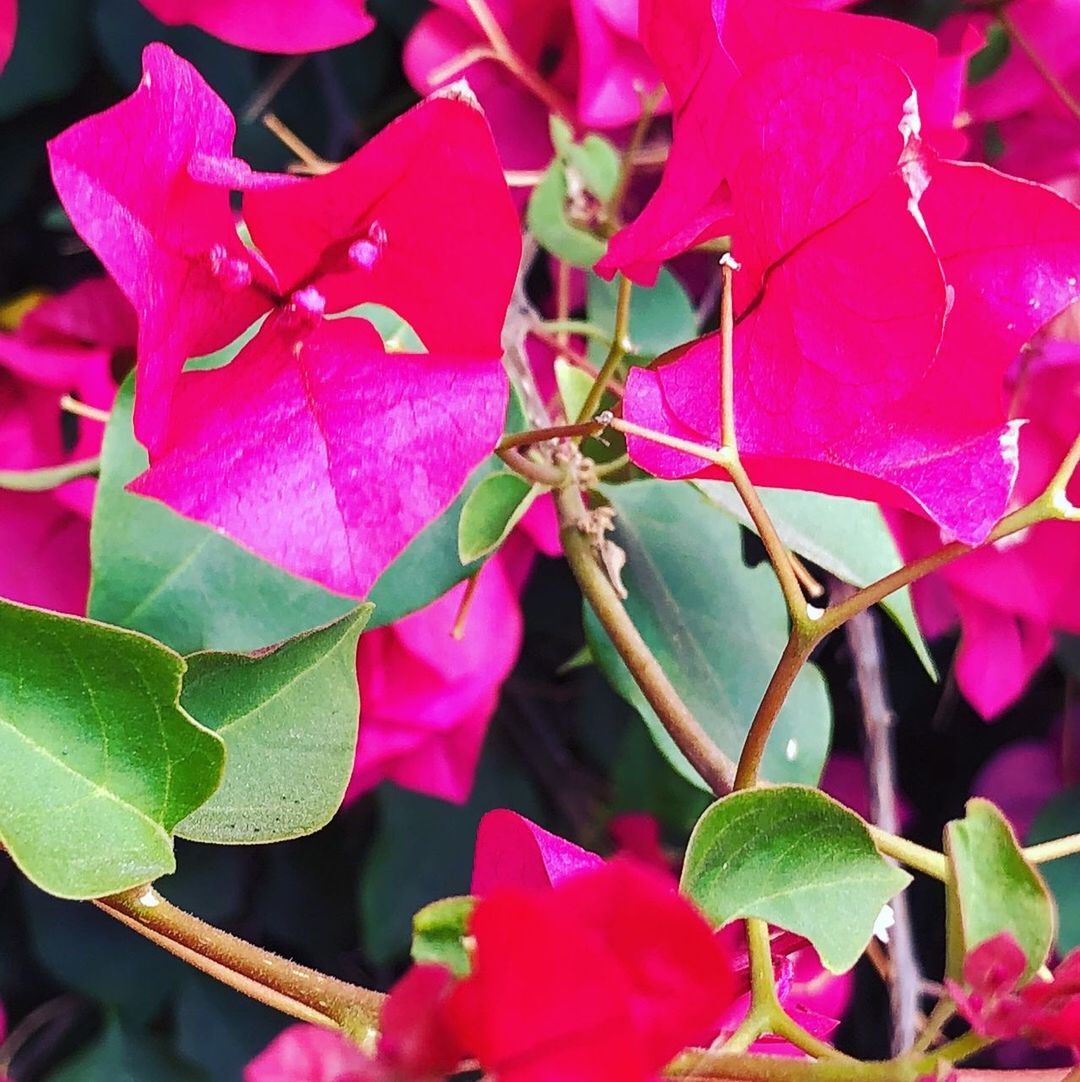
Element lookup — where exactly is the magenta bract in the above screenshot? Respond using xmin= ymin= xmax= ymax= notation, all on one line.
xmin=138 ymin=0 xmax=375 ymax=53
xmin=49 ymin=45 xmax=521 ymax=599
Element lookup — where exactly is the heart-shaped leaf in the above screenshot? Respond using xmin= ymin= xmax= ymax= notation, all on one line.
xmin=945 ymin=798 xmax=1055 ymax=978
xmin=0 ymin=598 xmax=224 ymax=899
xmin=681 ymin=785 xmax=910 ymax=973
xmin=458 ymin=472 xmax=539 ymax=564
xmin=176 ymin=608 xmax=371 ymax=845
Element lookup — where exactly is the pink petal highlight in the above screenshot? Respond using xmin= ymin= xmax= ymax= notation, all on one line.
xmin=471 ymin=809 xmax=603 ymax=893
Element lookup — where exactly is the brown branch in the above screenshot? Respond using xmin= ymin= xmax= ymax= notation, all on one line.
xmin=556 ymin=485 xmax=735 ymax=795
xmin=96 ymin=886 xmax=384 ymax=1040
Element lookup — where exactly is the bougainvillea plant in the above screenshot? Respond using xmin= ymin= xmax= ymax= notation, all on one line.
xmin=1 ymin=0 xmax=1080 ymax=1078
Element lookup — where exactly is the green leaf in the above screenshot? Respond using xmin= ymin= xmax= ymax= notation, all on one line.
xmin=184 ymin=317 xmax=265 ymax=372
xmin=681 ymin=786 xmax=911 ymax=973
xmin=697 ymin=483 xmax=936 ymax=678
xmin=526 ymin=121 xmax=619 ymax=268
xmin=945 ymin=798 xmax=1055 ymax=978
xmin=558 ymin=643 xmax=593 ymax=674
xmin=48 ymin=1019 xmax=209 ymax=1082
xmin=587 ymin=269 xmax=697 ymax=365
xmin=90 ymin=378 xmax=509 ymax=652
xmin=585 ymin=480 xmax=832 ymax=788
xmin=89 ymin=377 xmax=356 ymax=656
xmin=458 ymin=472 xmax=539 ymax=564
xmin=1029 ymin=784 xmax=1080 ymax=953
xmin=176 ymin=609 xmax=371 ymax=845
xmin=969 ymin=21 xmax=1011 ymax=84
xmin=412 ymin=895 xmax=477 ymax=977
xmin=527 ymin=163 xmax=607 ymax=268
xmin=0 ymin=599 xmax=224 ymax=900
xmin=555 ymin=358 xmax=595 ymax=423
xmin=548 ymin=117 xmax=620 ymax=202
xmin=0 ymin=457 xmax=99 ymax=492
xmin=567 ymin=135 xmax=620 ymax=203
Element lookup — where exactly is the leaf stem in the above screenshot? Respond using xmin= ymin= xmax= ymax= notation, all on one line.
xmin=556 ymin=484 xmax=735 ymax=794
xmin=495 ymin=446 xmax=566 ymax=486
xmin=740 ymin=919 xmax=846 ymax=1059
xmin=461 ymin=0 xmax=575 ymax=122
xmin=867 ymin=827 xmax=948 ymax=882
xmin=59 ymin=395 xmax=110 ymax=424
xmin=911 ymin=998 xmax=956 ymax=1054
xmin=733 ymin=634 xmax=812 ymax=790
xmin=998 ymin=10 xmax=1080 ymax=124
xmin=1024 ymin=831 xmax=1080 ymax=864
xmin=667 ymin=1049 xmax=907 ymax=1082
xmin=610 ymin=84 xmax=666 ymax=215
xmin=539 ymin=319 xmax=614 ymax=346
xmin=728 ymin=458 xmax=813 ymax=631
xmin=0 ymin=457 xmax=100 ymax=493
xmin=95 ymin=885 xmax=384 ymax=1041
xmin=262 ymin=113 xmax=335 ymax=174
xmin=575 ymin=276 xmax=634 ymax=425
xmin=604 ymin=415 xmax=810 ymax=624
xmin=499 ymin=421 xmax=604 ymax=451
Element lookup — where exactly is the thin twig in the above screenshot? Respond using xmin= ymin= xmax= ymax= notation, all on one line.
xmin=461 ymin=0 xmax=574 ymax=121
xmin=501 ymin=235 xmax=552 ymax=431
xmin=1025 ymin=831 xmax=1080 ymax=863
xmin=59 ymin=395 xmax=109 ymax=424
xmin=557 ymin=485 xmax=735 ymax=794
xmin=837 ymin=582 xmax=921 ymax=1055
xmin=242 ymin=55 xmax=306 ymax=122
xmin=575 ymin=276 xmax=633 ymax=425
xmin=496 ymin=445 xmax=566 ymax=485
xmin=610 ymin=84 xmax=667 ymax=215
xmin=999 ymin=11 xmax=1080 ymax=124
xmin=262 ymin=113 xmax=336 ymax=174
